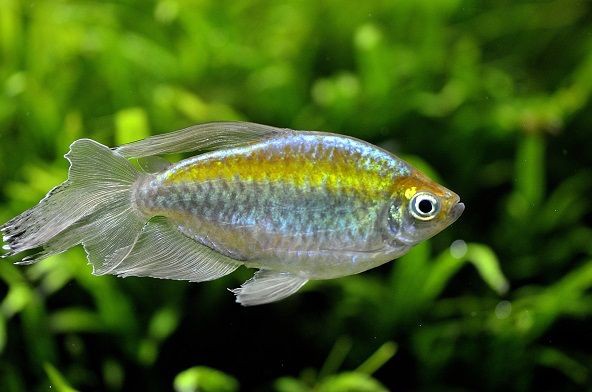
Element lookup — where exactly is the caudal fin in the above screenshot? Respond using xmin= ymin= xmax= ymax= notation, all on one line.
xmin=1 ymin=139 xmax=148 ymax=274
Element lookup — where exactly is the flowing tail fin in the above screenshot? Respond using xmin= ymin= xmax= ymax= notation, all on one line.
xmin=1 ymin=139 xmax=148 ymax=275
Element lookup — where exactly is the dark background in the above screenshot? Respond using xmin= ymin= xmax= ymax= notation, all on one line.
xmin=1 ymin=1 xmax=591 ymax=391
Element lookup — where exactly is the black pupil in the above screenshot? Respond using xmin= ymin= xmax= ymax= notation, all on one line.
xmin=418 ymin=199 xmax=433 ymax=214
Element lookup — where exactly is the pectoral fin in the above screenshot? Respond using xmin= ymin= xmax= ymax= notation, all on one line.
xmin=231 ymin=270 xmax=308 ymax=306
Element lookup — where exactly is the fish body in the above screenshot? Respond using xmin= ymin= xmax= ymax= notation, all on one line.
xmin=1 ymin=122 xmax=464 ymax=305
xmin=136 ymin=133 xmax=411 ymax=279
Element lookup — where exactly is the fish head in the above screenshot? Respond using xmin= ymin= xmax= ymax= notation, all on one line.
xmin=386 ymin=170 xmax=464 ymax=247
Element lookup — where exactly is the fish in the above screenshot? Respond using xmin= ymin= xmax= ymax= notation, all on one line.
xmin=0 ymin=122 xmax=464 ymax=306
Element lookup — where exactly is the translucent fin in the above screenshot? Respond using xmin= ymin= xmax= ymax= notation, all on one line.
xmin=2 ymin=140 xmax=137 ymax=255
xmin=1 ymin=139 xmax=149 ymax=274
xmin=137 ymin=155 xmax=170 ymax=173
xmin=111 ymin=217 xmax=241 ymax=282
xmin=231 ymin=270 xmax=308 ymax=306
xmin=115 ymin=121 xmax=291 ymax=158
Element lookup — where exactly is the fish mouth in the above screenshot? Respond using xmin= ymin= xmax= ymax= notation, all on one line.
xmin=449 ymin=202 xmax=465 ymax=223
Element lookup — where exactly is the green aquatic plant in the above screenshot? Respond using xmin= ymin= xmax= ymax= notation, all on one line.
xmin=1 ymin=0 xmax=591 ymax=390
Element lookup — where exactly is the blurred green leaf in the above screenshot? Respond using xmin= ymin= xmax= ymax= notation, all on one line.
xmin=43 ymin=363 xmax=78 ymax=392
xmin=102 ymin=359 xmax=124 ymax=390
xmin=537 ymin=346 xmax=588 ymax=385
xmin=1 ymin=284 xmax=33 ymax=318
xmin=148 ymin=306 xmax=180 ymax=341
xmin=515 ymin=133 xmax=545 ymax=208
xmin=138 ymin=339 xmax=158 ymax=366
xmin=274 ymin=377 xmax=310 ymax=392
xmin=424 ymin=242 xmax=508 ymax=300
xmin=0 ymin=314 xmax=6 ymax=353
xmin=316 ymin=372 xmax=388 ymax=392
xmin=22 ymin=294 xmax=56 ymax=364
xmin=466 ymin=244 xmax=509 ymax=296
xmin=319 ymin=336 xmax=353 ymax=378
xmin=174 ymin=366 xmax=239 ymax=392
xmin=49 ymin=308 xmax=104 ymax=333
xmin=115 ymin=107 xmax=150 ymax=145
xmin=356 ymin=342 xmax=398 ymax=375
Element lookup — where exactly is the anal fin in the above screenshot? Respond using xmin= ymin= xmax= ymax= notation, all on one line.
xmin=112 ymin=217 xmax=241 ymax=282
xmin=231 ymin=270 xmax=308 ymax=306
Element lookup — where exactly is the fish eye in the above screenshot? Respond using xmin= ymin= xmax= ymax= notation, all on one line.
xmin=409 ymin=192 xmax=440 ymax=221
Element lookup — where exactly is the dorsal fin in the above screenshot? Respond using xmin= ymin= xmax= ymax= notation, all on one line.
xmin=115 ymin=121 xmax=293 ymax=159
